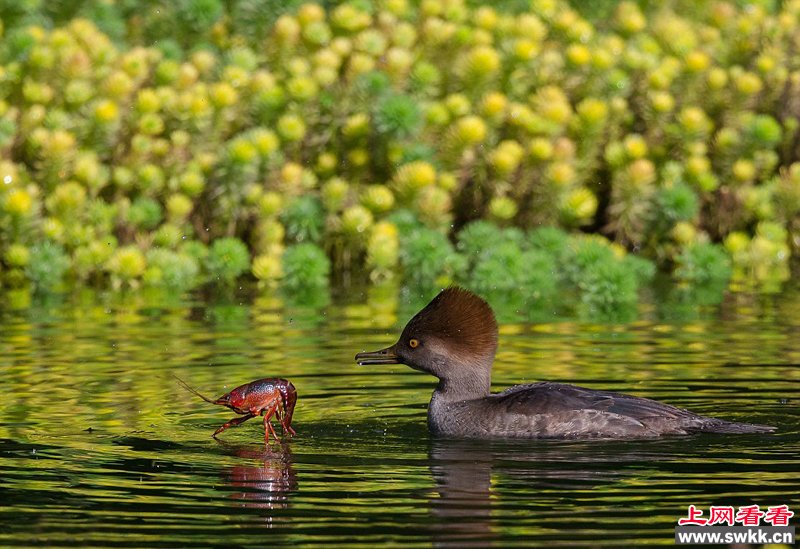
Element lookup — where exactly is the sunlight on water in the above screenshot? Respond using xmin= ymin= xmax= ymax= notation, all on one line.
xmin=1 ymin=286 xmax=798 ymax=546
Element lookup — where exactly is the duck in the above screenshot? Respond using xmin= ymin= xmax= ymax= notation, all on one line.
xmin=355 ymin=287 xmax=775 ymax=439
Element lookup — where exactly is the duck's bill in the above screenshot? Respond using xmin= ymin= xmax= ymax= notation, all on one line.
xmin=355 ymin=345 xmax=400 ymax=365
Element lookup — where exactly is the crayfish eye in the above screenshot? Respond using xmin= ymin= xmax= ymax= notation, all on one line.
xmin=409 ymin=338 xmax=419 ymax=349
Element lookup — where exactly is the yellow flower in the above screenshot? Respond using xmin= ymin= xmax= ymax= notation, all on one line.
xmin=671 ymin=222 xmax=697 ymax=245
xmin=623 ymin=134 xmax=648 ymax=159
xmin=393 ymin=161 xmax=436 ymax=194
xmin=734 ymin=71 xmax=763 ymax=95
xmin=361 ymin=185 xmax=396 ymax=213
xmin=3 ymin=188 xmax=33 ymax=216
xmin=42 ymin=217 xmax=65 ymax=242
xmin=252 ymin=254 xmax=282 ymax=283
xmin=5 ymin=244 xmax=30 ymax=267
xmin=488 ymin=196 xmax=517 ymax=220
xmin=210 ymin=82 xmax=239 ymax=108
xmin=546 ymin=162 xmax=575 ymax=187
xmin=566 ymin=43 xmax=591 ymax=66
xmin=107 ymin=246 xmax=146 ymax=280
xmin=167 ymin=193 xmax=193 ymax=221
xmin=367 ymin=222 xmax=399 ymax=271
xmin=529 ymin=138 xmax=554 ymax=161
xmin=684 ymin=50 xmax=710 ymax=72
xmin=104 ymin=70 xmax=134 ymax=99
xmin=562 ymin=188 xmax=598 ymax=223
xmin=480 ymin=92 xmax=507 ymax=119
xmin=277 ymin=114 xmax=307 ymax=141
xmin=454 ymin=116 xmax=487 ymax=146
xmin=94 ymin=99 xmax=119 ymax=123
xmin=191 ymin=50 xmax=217 ymax=75
xmin=341 ymin=205 xmax=374 ymax=235
xmin=489 ymin=140 xmax=524 ymax=177
xmin=136 ymin=88 xmax=161 ymax=113
xmin=251 ymin=129 xmax=280 ymax=157
xmin=463 ymin=45 xmax=500 ymax=80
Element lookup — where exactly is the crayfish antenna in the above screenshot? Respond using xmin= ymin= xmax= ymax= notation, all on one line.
xmin=172 ymin=374 xmax=219 ymax=405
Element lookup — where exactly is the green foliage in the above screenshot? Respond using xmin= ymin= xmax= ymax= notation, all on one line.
xmin=26 ymin=241 xmax=69 ymax=291
xmin=0 ymin=0 xmax=797 ymax=302
xmin=528 ymin=227 xmax=571 ymax=261
xmin=386 ymin=209 xmax=421 ymax=237
xmin=281 ymin=196 xmax=324 ymax=243
xmin=175 ymin=0 xmax=224 ymax=35
xmin=205 ymin=237 xmax=250 ymax=285
xmin=743 ymin=115 xmax=782 ymax=149
xmin=145 ymin=249 xmax=200 ymax=291
xmin=457 ymin=221 xmax=525 ymax=265
xmin=282 ymin=243 xmax=330 ymax=295
xmin=675 ymin=243 xmax=732 ymax=288
xmin=576 ymin=260 xmax=638 ymax=319
xmin=622 ymin=254 xmax=657 ymax=285
xmin=399 ymin=227 xmax=463 ymax=291
xmin=465 ymin=245 xmax=557 ymax=308
xmin=657 ymin=182 xmax=699 ymax=224
xmin=374 ymin=94 xmax=422 ymax=139
xmin=127 ymin=197 xmax=163 ymax=231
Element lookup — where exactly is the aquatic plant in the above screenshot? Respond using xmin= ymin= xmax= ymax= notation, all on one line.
xmin=282 ymin=242 xmax=330 ymax=294
xmin=145 ymin=249 xmax=200 ymax=291
xmin=398 ymin=227 xmax=464 ymax=292
xmin=674 ymin=242 xmax=732 ymax=290
xmin=281 ymin=195 xmax=325 ymax=243
xmin=205 ymin=237 xmax=250 ymax=286
xmin=25 ymin=241 xmax=69 ymax=292
xmin=0 ymin=0 xmax=798 ymax=302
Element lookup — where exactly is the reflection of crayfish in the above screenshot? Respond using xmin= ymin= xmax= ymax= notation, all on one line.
xmin=174 ymin=375 xmax=297 ymax=445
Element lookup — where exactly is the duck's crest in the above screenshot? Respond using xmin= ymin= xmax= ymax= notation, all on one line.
xmin=402 ymin=287 xmax=498 ymax=357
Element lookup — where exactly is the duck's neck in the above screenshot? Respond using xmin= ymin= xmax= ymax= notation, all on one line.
xmin=434 ymin=357 xmax=492 ymax=401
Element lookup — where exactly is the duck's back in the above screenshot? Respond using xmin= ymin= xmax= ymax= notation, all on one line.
xmin=429 ymin=382 xmax=774 ymax=439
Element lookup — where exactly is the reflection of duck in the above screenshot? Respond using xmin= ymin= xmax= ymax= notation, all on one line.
xmin=358 ymin=288 xmax=775 ymax=438
xmin=429 ymin=440 xmax=495 ymax=548
xmin=428 ymin=438 xmax=677 ymax=547
xmin=224 ymin=443 xmax=297 ymax=513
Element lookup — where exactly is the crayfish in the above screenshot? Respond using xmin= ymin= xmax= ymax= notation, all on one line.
xmin=174 ymin=375 xmax=297 ymax=445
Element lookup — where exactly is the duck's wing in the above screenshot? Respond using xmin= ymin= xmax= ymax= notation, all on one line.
xmin=491 ymin=382 xmax=773 ymax=434
xmin=493 ymin=382 xmax=693 ymax=420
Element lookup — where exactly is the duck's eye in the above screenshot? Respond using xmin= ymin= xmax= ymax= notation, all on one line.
xmin=409 ymin=338 xmax=419 ymax=349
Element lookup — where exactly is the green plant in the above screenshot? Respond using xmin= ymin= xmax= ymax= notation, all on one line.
xmin=282 ymin=242 xmax=330 ymax=294
xmin=25 ymin=241 xmax=69 ymax=292
xmin=399 ymin=227 xmax=464 ymax=291
xmin=205 ymin=237 xmax=250 ymax=286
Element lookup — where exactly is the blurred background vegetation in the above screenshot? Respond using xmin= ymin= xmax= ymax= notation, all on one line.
xmin=0 ymin=0 xmax=798 ymax=316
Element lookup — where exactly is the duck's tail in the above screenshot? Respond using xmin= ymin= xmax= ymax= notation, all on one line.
xmin=693 ymin=419 xmax=776 ymax=434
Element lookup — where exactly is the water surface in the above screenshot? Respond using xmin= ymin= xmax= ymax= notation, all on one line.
xmin=1 ymin=287 xmax=798 ymax=546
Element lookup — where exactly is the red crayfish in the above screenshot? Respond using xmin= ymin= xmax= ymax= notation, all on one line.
xmin=174 ymin=375 xmax=297 ymax=445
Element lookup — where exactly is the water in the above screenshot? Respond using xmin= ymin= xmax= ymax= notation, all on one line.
xmin=1 ymin=287 xmax=799 ymax=547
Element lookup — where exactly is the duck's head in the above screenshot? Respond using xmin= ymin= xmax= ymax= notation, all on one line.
xmin=355 ymin=287 xmax=498 ymax=396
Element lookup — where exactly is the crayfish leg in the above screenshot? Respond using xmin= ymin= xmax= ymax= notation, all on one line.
xmin=262 ymin=405 xmax=280 ymax=445
xmin=212 ymin=413 xmax=255 ymax=439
